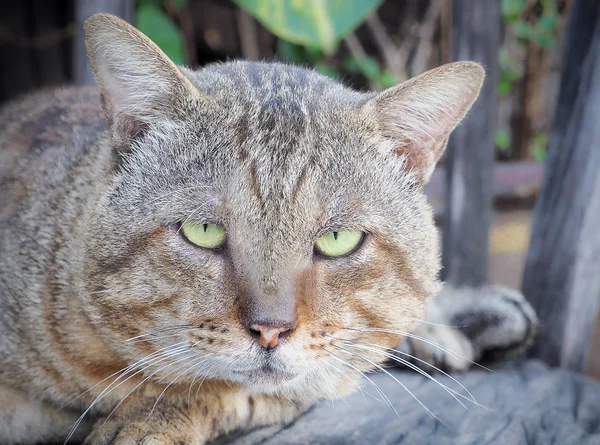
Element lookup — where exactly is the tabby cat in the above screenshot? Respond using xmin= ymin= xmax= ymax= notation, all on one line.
xmin=0 ymin=13 xmax=537 ymax=445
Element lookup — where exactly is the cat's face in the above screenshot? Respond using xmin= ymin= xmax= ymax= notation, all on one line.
xmin=83 ymin=14 xmax=483 ymax=401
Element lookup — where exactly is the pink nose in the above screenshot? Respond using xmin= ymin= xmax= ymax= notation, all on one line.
xmin=249 ymin=325 xmax=292 ymax=350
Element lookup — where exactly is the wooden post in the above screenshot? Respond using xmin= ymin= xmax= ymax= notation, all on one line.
xmin=442 ymin=0 xmax=499 ymax=286
xmin=0 ymin=2 xmax=36 ymax=101
xmin=73 ymin=0 xmax=135 ymax=86
xmin=522 ymin=0 xmax=600 ymax=371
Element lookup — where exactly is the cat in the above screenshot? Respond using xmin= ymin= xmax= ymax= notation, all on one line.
xmin=0 ymin=13 xmax=537 ymax=445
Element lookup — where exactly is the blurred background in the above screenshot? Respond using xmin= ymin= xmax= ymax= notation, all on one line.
xmin=2 ymin=0 xmax=599 ymax=378
xmin=0 ymin=0 xmax=569 ymax=163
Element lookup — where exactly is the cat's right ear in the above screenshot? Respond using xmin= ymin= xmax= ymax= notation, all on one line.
xmin=363 ymin=62 xmax=485 ymax=183
xmin=84 ymin=13 xmax=203 ymax=148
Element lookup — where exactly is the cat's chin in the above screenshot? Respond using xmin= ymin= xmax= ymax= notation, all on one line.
xmin=224 ymin=368 xmax=316 ymax=399
xmin=228 ymin=368 xmax=356 ymax=403
xmin=231 ymin=366 xmax=300 ymax=392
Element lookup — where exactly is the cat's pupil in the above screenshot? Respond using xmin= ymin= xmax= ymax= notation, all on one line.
xmin=203 ymin=223 xmax=208 ymax=233
xmin=333 ymin=232 xmax=338 ymax=240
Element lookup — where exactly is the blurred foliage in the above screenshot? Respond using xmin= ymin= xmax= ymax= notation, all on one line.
xmin=277 ymin=40 xmax=398 ymax=88
xmin=530 ymin=131 xmax=548 ymax=161
xmin=136 ymin=0 xmax=392 ymax=89
xmin=233 ymin=0 xmax=383 ymax=55
xmin=266 ymin=0 xmax=397 ymax=89
xmin=495 ymin=130 xmax=512 ymax=152
xmin=496 ymin=0 xmax=560 ymax=159
xmin=134 ymin=0 xmax=557 ymax=163
xmin=342 ymin=56 xmax=399 ymax=88
xmin=136 ymin=0 xmax=187 ymax=64
xmin=498 ymin=0 xmax=560 ymax=98
xmin=502 ymin=0 xmax=559 ymax=48
xmin=277 ymin=40 xmax=339 ymax=78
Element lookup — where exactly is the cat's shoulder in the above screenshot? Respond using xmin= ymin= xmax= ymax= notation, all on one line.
xmin=0 ymin=86 xmax=105 ymax=146
xmin=0 ymin=86 xmax=106 ymax=165
xmin=0 ymin=87 xmax=108 ymax=212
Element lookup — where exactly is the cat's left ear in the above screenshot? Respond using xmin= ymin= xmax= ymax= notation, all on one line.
xmin=84 ymin=13 xmax=205 ymax=149
xmin=364 ymin=62 xmax=485 ymax=183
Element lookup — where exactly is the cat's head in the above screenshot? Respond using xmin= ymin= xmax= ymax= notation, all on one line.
xmin=83 ymin=14 xmax=483 ymax=401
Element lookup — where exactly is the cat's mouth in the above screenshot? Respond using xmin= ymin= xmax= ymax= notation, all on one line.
xmin=232 ymin=363 xmax=298 ymax=386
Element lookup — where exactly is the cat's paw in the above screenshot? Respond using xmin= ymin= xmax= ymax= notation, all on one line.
xmin=395 ymin=284 xmax=538 ymax=373
xmin=84 ymin=418 xmax=195 ymax=445
xmin=445 ymin=284 xmax=538 ymax=365
xmin=396 ymin=312 xmax=475 ymax=373
xmin=82 ymin=390 xmax=304 ymax=445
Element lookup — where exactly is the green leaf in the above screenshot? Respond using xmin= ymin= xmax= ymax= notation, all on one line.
xmin=535 ymin=34 xmax=555 ymax=48
xmin=314 ymin=61 xmax=339 ymax=79
xmin=532 ymin=145 xmax=548 ymax=161
xmin=538 ymin=14 xmax=557 ymax=31
xmin=378 ymin=70 xmax=399 ymax=88
xmin=343 ymin=55 xmax=383 ymax=81
xmin=495 ymin=130 xmax=511 ymax=150
xmin=233 ymin=0 xmax=384 ymax=54
xmin=512 ymin=21 xmax=532 ymax=39
xmin=530 ymin=132 xmax=548 ymax=161
xmin=304 ymin=44 xmax=325 ymax=61
xmin=502 ymin=0 xmax=526 ymax=20
xmin=540 ymin=0 xmax=558 ymax=14
xmin=498 ymin=78 xmax=512 ymax=96
xmin=136 ymin=4 xmax=186 ymax=64
xmin=358 ymin=57 xmax=380 ymax=80
xmin=342 ymin=55 xmax=361 ymax=73
xmin=277 ymin=40 xmax=306 ymax=63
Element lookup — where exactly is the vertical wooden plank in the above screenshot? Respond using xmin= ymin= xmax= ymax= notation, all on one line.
xmin=0 ymin=1 xmax=36 ymax=102
xmin=73 ymin=0 xmax=134 ymax=86
xmin=586 ymin=308 xmax=600 ymax=379
xmin=236 ymin=9 xmax=260 ymax=60
xmin=522 ymin=0 xmax=600 ymax=371
xmin=442 ymin=0 xmax=499 ymax=286
xmin=31 ymin=0 xmax=67 ymax=87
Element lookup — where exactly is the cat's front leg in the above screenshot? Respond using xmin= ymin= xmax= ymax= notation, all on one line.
xmin=396 ymin=285 xmax=538 ymax=372
xmin=84 ymin=386 xmax=307 ymax=445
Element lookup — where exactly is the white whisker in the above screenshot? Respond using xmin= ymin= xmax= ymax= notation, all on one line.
xmin=325 ymin=348 xmax=398 ymax=416
xmin=125 ymin=325 xmax=195 ymax=342
xmin=98 ymin=349 xmax=202 ymax=427
xmin=60 ymin=341 xmax=188 ymax=410
xmin=333 ymin=343 xmax=444 ymax=425
xmin=321 ymin=356 xmax=378 ymax=402
xmin=353 ymin=341 xmax=493 ymax=411
xmin=128 ymin=333 xmax=186 ymax=344
xmin=64 ymin=343 xmax=191 ymax=444
xmin=343 ymin=327 xmax=494 ymax=373
xmin=340 ymin=340 xmax=467 ymax=409
xmin=364 ymin=342 xmax=480 ymax=406
xmin=146 ymin=355 xmax=209 ymax=420
xmin=408 ymin=317 xmax=469 ymax=328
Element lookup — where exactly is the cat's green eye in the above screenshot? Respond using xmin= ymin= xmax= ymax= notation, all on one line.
xmin=314 ymin=230 xmax=365 ymax=258
xmin=181 ymin=221 xmax=226 ymax=249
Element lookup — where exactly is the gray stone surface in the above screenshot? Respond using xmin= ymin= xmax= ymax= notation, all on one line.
xmin=220 ymin=360 xmax=600 ymax=445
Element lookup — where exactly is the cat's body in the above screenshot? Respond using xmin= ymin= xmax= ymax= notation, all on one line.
xmin=0 ymin=14 xmax=537 ymax=445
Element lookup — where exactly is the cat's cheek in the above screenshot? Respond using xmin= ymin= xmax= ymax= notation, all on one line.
xmin=315 ymin=232 xmax=430 ymax=349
